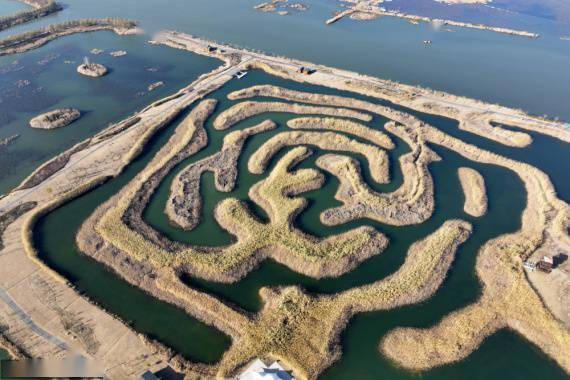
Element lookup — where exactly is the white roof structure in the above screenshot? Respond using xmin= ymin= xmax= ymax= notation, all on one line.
xmin=237 ymin=359 xmax=294 ymax=380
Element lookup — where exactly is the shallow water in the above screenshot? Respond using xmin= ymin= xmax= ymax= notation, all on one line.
xmin=0 ymin=0 xmax=28 ymax=16
xmin=0 ymin=32 xmax=220 ymax=194
xmin=34 ymin=70 xmax=570 ymax=379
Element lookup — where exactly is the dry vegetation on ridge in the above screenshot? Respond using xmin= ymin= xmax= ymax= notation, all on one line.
xmin=457 ymin=167 xmax=488 ymax=217
xmin=166 ymin=120 xmax=277 ymax=230
xmin=4 ymin=39 xmax=568 ymax=379
xmin=316 ymin=121 xmax=438 ymax=226
xmin=212 ymin=100 xmax=372 ymax=130
xmin=94 ymin=100 xmax=388 ymax=282
xmin=85 ymin=84 xmax=570 ymax=378
xmin=380 ymin=123 xmax=570 ymax=373
xmin=249 ymin=130 xmax=391 ymax=184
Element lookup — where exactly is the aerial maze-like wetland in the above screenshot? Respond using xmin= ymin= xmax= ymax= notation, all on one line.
xmin=1 ymin=33 xmax=570 ymax=380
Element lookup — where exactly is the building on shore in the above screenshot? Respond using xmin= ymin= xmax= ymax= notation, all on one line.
xmin=237 ymin=359 xmax=294 ymax=380
xmin=537 ymin=256 xmax=554 ymax=273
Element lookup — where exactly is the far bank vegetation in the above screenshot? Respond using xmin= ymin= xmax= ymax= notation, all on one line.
xmin=0 ymin=0 xmax=62 ymax=33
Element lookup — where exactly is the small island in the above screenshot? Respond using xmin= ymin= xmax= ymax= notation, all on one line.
xmin=0 ymin=134 xmax=19 ymax=148
xmin=458 ymin=167 xmax=488 ymax=217
xmin=77 ymin=57 xmax=107 ymax=77
xmin=29 ymin=108 xmax=81 ymax=130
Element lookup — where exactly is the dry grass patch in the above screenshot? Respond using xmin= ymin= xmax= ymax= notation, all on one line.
xmin=287 ymin=117 xmax=394 ymax=149
xmin=213 ymin=101 xmax=372 ymax=130
xmin=166 ymin=120 xmax=276 ymax=229
xmin=380 ymin=124 xmax=570 ymax=374
xmin=315 ymin=121 xmax=438 ymax=226
xmin=458 ymin=167 xmax=488 ymax=217
xmin=249 ymin=130 xmax=390 ymax=184
xmin=95 ymin=106 xmax=387 ymax=282
xmin=217 ymin=220 xmax=471 ymax=379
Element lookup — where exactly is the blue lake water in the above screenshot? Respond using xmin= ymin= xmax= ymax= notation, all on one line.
xmin=0 ymin=0 xmax=28 ymax=16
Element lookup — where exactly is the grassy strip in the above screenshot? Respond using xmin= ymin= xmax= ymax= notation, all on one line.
xmin=380 ymin=124 xmax=570 ymax=373
xmin=0 ymin=334 xmax=27 ymax=359
xmin=0 ymin=0 xmax=62 ymax=33
xmin=17 ymin=141 xmax=90 ymax=190
xmin=422 ymin=102 xmax=533 ymax=148
xmin=0 ymin=202 xmax=37 ymax=250
xmin=167 ymin=120 xmax=276 ymax=229
xmin=248 ymin=130 xmax=390 ymax=184
xmin=212 ymin=101 xmax=372 ymax=130
xmin=0 ymin=18 xmax=138 ymax=56
xmin=457 ymin=167 xmax=488 ymax=217
xmin=22 ymin=177 xmax=111 ymax=284
xmin=287 ymin=116 xmax=395 ymax=149
xmin=227 ymin=84 xmax=423 ymax=128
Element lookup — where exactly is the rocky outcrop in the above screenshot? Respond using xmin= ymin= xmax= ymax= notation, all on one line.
xmin=77 ymin=62 xmax=107 ymax=77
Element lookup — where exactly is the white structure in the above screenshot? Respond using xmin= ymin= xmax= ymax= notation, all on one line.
xmin=523 ymin=261 xmax=536 ymax=271
xmin=237 ymin=359 xmax=294 ymax=380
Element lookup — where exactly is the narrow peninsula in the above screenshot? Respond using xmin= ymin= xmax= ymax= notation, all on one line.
xmin=0 ymin=18 xmax=140 ymax=56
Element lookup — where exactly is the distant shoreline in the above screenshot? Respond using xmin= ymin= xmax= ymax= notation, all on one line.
xmin=326 ymin=5 xmax=539 ymax=38
xmin=0 ymin=18 xmax=141 ymax=56
xmin=0 ymin=0 xmax=63 ymax=33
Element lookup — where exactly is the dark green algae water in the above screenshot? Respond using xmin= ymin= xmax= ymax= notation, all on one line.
xmin=34 ymin=70 xmax=570 ymax=379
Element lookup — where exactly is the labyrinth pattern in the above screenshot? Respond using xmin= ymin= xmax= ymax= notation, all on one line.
xmin=76 ymin=83 xmax=570 ymax=379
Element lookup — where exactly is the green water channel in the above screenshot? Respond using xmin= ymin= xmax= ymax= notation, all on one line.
xmin=33 ymin=70 xmax=570 ymax=379
xmin=0 ymin=347 xmax=9 ymax=360
xmin=0 ymin=347 xmax=10 ymax=379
